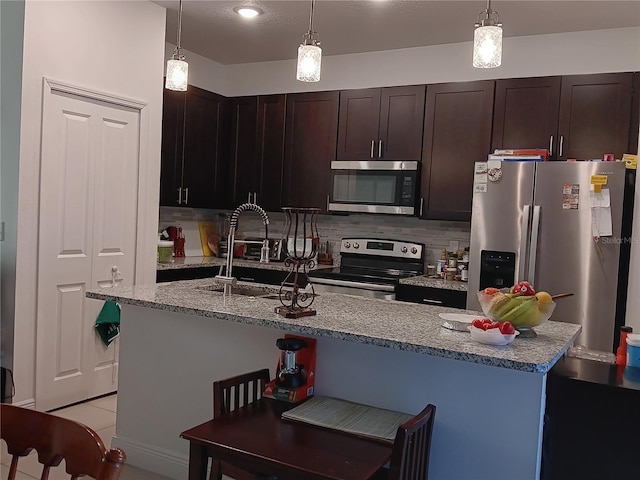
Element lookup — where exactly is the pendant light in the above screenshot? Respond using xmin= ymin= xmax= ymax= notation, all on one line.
xmin=166 ymin=0 xmax=188 ymax=91
xmin=473 ymin=0 xmax=502 ymax=69
xmin=296 ymin=0 xmax=322 ymax=82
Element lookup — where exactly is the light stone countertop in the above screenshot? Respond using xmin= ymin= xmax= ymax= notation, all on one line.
xmin=157 ymin=256 xmax=335 ymax=272
xmin=399 ymin=275 xmax=469 ymax=291
xmin=87 ymin=278 xmax=580 ymax=373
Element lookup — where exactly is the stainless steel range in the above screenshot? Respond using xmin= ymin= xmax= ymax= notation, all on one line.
xmin=309 ymin=238 xmax=424 ymax=300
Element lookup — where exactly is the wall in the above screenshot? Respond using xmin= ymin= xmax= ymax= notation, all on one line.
xmin=12 ymin=0 xmax=166 ymax=406
xmin=0 ymin=0 xmax=25 ymax=383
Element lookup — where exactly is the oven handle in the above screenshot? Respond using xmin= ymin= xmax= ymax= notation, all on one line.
xmin=310 ymin=277 xmax=396 ymax=292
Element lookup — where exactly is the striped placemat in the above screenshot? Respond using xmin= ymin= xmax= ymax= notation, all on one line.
xmin=281 ymin=396 xmax=413 ymax=443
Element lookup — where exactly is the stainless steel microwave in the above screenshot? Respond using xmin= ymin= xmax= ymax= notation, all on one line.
xmin=328 ymin=161 xmax=419 ymax=215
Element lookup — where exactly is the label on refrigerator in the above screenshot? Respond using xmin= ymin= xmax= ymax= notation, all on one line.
xmin=623 ymin=154 xmax=638 ymax=170
xmin=562 ymin=183 xmax=580 ymax=210
xmin=474 ymin=183 xmax=488 ymax=193
xmin=475 ymin=162 xmax=488 ymax=174
xmin=590 ymin=175 xmax=608 ymax=193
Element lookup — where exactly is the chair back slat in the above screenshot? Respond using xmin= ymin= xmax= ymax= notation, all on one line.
xmin=388 ymin=404 xmax=436 ymax=480
xmin=0 ymin=404 xmax=126 ymax=480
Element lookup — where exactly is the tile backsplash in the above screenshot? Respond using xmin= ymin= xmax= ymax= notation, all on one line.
xmin=159 ymin=206 xmax=470 ymax=265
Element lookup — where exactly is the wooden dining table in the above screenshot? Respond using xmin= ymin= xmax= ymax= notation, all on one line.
xmin=180 ymin=398 xmax=394 ymax=480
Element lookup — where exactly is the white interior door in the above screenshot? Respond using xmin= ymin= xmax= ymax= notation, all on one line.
xmin=36 ymin=86 xmax=139 ymax=411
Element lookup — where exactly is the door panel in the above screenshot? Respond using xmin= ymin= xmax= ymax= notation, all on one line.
xmin=467 ymin=162 xmax=535 ymax=310
xmin=257 ymin=94 xmax=286 ymax=211
xmin=230 ymin=96 xmax=258 ymax=206
xmin=379 ymin=85 xmax=425 ymax=161
xmin=336 ymin=89 xmax=380 ymax=160
xmin=532 ymin=162 xmax=625 ymax=351
xmin=558 ymin=73 xmax=633 ymax=160
xmin=38 ymin=88 xmax=139 ymax=410
xmin=492 ymin=77 xmax=561 ymax=155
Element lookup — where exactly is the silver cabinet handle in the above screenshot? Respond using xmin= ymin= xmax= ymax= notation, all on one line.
xmin=184 ymin=187 xmax=189 ymax=205
xmin=177 ymin=187 xmax=182 ymax=204
xmin=247 ymin=192 xmax=252 ymax=203
xmin=422 ymin=299 xmax=443 ymax=305
xmin=370 ymin=140 xmax=375 ymax=159
xmin=254 ymin=192 xmax=258 ymax=204
xmin=549 ymin=135 xmax=554 ymax=157
xmin=378 ymin=139 xmax=383 ymax=158
xmin=559 ymin=135 xmax=564 ymax=157
xmin=326 ymin=195 xmax=329 ymax=211
xmin=419 ymin=197 xmax=424 ymax=217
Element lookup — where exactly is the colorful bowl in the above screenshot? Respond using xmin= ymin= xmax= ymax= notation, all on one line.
xmin=476 ymin=291 xmax=556 ymax=331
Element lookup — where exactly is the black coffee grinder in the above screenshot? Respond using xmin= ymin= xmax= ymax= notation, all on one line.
xmin=275 ymin=337 xmax=308 ymax=388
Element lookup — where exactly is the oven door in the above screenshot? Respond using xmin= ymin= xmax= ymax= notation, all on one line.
xmin=328 ymin=161 xmax=418 ymax=215
xmin=310 ymin=277 xmax=396 ymax=301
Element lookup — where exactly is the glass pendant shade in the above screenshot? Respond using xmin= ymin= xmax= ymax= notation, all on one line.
xmin=296 ymin=44 xmax=322 ymax=82
xmin=165 ymin=57 xmax=188 ymax=91
xmin=473 ymin=25 xmax=502 ymax=68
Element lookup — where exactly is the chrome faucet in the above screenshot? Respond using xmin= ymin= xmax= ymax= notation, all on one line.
xmin=215 ymin=202 xmax=270 ymax=296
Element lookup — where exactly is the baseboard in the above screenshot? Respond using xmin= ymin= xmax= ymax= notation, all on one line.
xmin=111 ymin=434 xmax=189 ymax=480
xmin=12 ymin=398 xmax=35 ymax=409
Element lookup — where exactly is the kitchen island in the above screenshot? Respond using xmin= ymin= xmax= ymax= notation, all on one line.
xmin=87 ymin=279 xmax=580 ymax=480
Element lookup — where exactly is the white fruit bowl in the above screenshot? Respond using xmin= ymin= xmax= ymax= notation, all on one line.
xmin=476 ymin=291 xmax=557 ymax=330
xmin=468 ymin=325 xmax=520 ymax=346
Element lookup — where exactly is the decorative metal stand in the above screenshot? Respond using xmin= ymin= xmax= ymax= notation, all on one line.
xmin=276 ymin=208 xmax=320 ymax=319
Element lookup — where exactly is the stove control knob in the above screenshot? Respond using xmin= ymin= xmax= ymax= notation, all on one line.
xmin=401 ymin=246 xmax=408 ymax=253
xmin=353 ymin=243 xmax=360 ymax=249
xmin=411 ymin=247 xmax=418 ymax=254
xmin=344 ymin=242 xmax=351 ymax=249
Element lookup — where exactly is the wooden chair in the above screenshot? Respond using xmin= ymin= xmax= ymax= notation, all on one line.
xmin=371 ymin=404 xmax=437 ymax=480
xmin=0 ymin=403 xmax=126 ymax=480
xmin=209 ymin=368 xmax=272 ymax=480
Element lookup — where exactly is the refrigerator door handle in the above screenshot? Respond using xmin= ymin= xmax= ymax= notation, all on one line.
xmin=528 ymin=205 xmax=541 ymax=285
xmin=519 ymin=205 xmax=531 ymax=282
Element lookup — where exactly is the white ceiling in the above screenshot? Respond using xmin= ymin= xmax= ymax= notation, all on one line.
xmin=153 ymin=1 xmax=640 ymax=65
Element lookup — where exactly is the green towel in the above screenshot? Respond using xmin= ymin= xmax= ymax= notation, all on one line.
xmin=95 ymin=301 xmax=120 ymax=346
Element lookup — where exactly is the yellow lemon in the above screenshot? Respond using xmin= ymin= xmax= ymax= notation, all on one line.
xmin=535 ymin=291 xmax=553 ymax=304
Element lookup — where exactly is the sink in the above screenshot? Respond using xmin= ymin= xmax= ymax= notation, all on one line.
xmin=197 ymin=284 xmax=280 ymax=299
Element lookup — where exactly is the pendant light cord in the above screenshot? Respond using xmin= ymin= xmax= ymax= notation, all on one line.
xmin=176 ymin=0 xmax=183 ymax=50
xmin=308 ymin=0 xmax=315 ymax=35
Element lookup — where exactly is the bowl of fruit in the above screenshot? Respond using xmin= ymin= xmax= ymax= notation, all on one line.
xmin=476 ymin=281 xmax=559 ymax=338
xmin=469 ymin=318 xmax=519 ymax=346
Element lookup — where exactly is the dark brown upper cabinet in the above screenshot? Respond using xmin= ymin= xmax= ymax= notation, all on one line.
xmin=420 ymin=81 xmax=495 ymax=221
xmin=558 ymin=73 xmax=634 ymax=160
xmin=492 ymin=76 xmax=561 ymax=155
xmin=492 ymin=73 xmax=635 ymax=161
xmin=283 ymin=91 xmax=339 ymax=211
xmin=160 ymin=85 xmax=227 ymax=208
xmin=228 ymin=95 xmax=286 ymax=212
xmin=337 ymin=86 xmax=425 ymax=161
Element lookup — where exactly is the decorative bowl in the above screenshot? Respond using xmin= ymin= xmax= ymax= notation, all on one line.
xmin=468 ymin=325 xmax=520 ymax=346
xmin=476 ymin=290 xmax=556 ymax=334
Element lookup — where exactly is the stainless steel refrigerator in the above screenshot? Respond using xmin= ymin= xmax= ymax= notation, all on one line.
xmin=467 ymin=160 xmax=633 ymax=352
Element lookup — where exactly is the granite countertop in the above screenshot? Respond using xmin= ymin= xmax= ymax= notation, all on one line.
xmin=157 ymin=256 xmax=335 ymax=272
xmin=87 ymin=279 xmax=580 ymax=373
xmin=399 ymin=275 xmax=468 ymax=292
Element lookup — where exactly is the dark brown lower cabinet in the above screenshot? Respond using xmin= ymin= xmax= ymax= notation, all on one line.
xmin=283 ymin=91 xmax=339 ymax=211
xmin=420 ymin=81 xmax=495 ymax=221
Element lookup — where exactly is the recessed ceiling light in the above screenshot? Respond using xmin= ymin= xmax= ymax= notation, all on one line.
xmin=234 ymin=6 xmax=263 ymax=18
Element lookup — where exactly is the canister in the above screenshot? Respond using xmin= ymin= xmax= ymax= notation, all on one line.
xmin=626 ymin=333 xmax=640 ymax=367
xmin=158 ymin=240 xmax=174 ymax=263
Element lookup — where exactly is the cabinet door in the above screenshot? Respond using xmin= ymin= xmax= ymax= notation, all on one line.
xmin=558 ymin=73 xmax=634 ymax=160
xmin=492 ymin=77 xmax=561 ymax=156
xmin=283 ymin=91 xmax=339 ymax=210
xmin=421 ymin=81 xmax=494 ymax=221
xmin=336 ymin=88 xmax=381 ymax=160
xmin=182 ymin=86 xmax=226 ymax=208
xmin=229 ymin=96 xmax=258 ymax=206
xmin=257 ymin=94 xmax=286 ymax=212
xmin=159 ymin=89 xmax=185 ymax=206
xmin=379 ymin=85 xmax=426 ymax=161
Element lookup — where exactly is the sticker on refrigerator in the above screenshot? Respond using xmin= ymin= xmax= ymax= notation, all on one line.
xmin=562 ymin=183 xmax=580 ymax=209
xmin=474 ymin=172 xmax=488 ymax=183
xmin=474 ymin=183 xmax=488 ymax=193
xmin=475 ymin=162 xmax=488 ymax=174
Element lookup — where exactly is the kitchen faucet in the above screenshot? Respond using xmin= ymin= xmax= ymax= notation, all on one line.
xmin=215 ymin=202 xmax=270 ymax=296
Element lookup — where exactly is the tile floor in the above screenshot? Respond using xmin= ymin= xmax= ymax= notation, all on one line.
xmin=1 ymin=394 xmax=174 ymax=480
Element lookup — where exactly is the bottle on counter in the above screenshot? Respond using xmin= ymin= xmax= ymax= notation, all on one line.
xmin=616 ymin=326 xmax=633 ymax=366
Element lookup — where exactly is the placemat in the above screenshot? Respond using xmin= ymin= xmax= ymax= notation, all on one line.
xmin=281 ymin=396 xmax=413 ymax=443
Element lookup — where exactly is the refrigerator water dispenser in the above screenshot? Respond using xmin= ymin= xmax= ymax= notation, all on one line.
xmin=479 ymin=250 xmax=516 ymax=290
